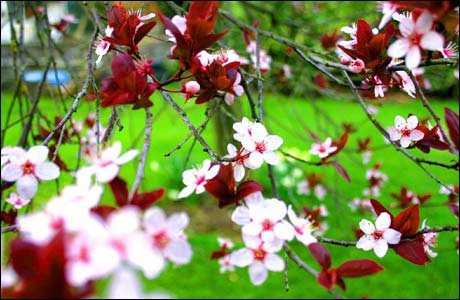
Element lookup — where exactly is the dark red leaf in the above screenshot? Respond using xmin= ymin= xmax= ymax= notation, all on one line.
xmin=317 ymin=270 xmax=334 ymax=290
xmin=331 ymin=161 xmax=351 ymax=182
xmin=356 ymin=19 xmax=374 ymax=45
xmin=235 ymin=180 xmax=263 ymax=200
xmin=444 ymin=107 xmax=459 ymax=150
xmin=134 ymin=21 xmax=157 ymax=45
xmin=308 ymin=242 xmax=332 ymax=270
xmin=393 ymin=240 xmax=430 ymax=266
xmin=336 ymin=259 xmax=384 ymax=278
xmin=186 ymin=1 xmax=220 ymax=39
xmin=132 ymin=188 xmax=165 ymax=210
xmin=90 ymin=205 xmax=117 ymax=221
xmin=370 ymin=199 xmax=394 ymax=220
xmin=393 ymin=204 xmax=420 ymax=237
xmin=109 ymin=176 xmax=129 ymax=207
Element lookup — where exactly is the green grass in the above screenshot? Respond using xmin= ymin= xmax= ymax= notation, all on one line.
xmin=1 ymin=89 xmax=459 ymax=298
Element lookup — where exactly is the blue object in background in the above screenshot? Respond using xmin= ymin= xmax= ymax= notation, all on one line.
xmin=23 ymin=70 xmax=71 ymax=87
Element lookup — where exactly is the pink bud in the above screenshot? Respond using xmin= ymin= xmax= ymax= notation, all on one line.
xmin=340 ymin=55 xmax=351 ymax=65
xmin=184 ymin=81 xmax=200 ymax=94
xmin=349 ymin=59 xmax=365 ymax=74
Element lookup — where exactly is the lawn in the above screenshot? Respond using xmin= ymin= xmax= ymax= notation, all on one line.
xmin=1 ymin=89 xmax=459 ymax=298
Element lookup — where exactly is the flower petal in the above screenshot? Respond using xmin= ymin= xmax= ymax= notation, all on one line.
xmin=35 ymin=162 xmax=60 ymax=181
xmin=115 ymin=149 xmax=139 ymax=165
xmin=17 ymin=175 xmax=38 ymax=199
xmin=394 ymin=115 xmax=406 ymax=130
xmin=400 ymin=136 xmax=412 ymax=148
xmin=406 ymin=115 xmax=419 ymax=130
xmin=415 ymin=11 xmax=433 ymax=34
xmin=164 ymin=238 xmax=192 ymax=265
xmin=264 ymin=135 xmax=283 ymax=151
xmin=167 ymin=212 xmax=189 ymax=233
xmin=264 ymin=254 xmax=284 ymax=271
xmin=143 ymin=207 xmax=166 ymax=231
xmin=375 ymin=212 xmax=391 ymax=230
xmin=387 ymin=38 xmax=411 ymax=58
xmin=356 ymin=235 xmax=375 ymax=251
xmin=242 ymin=222 xmax=263 ymax=236
xmin=373 ymin=239 xmax=389 ymax=258
xmin=273 ymin=221 xmax=295 ymax=241
xmin=26 ymin=146 xmax=49 ymax=163
xmin=178 ymin=185 xmax=195 ymax=199
xmin=95 ymin=164 xmax=119 ymax=183
xmin=410 ymin=129 xmax=424 ymax=141
xmin=383 ymin=228 xmax=402 ymax=244
xmin=231 ymin=206 xmax=251 ymax=225
xmin=359 ymin=219 xmax=375 ymax=234
xmin=230 ymin=248 xmax=253 ymax=267
xmin=405 ymin=46 xmax=421 ymax=70
xmin=263 ymin=151 xmax=279 ymax=165
xmin=246 ymin=152 xmax=264 ymax=169
xmin=249 ymin=262 xmax=268 ymax=286
xmin=1 ymin=163 xmax=23 ymax=182
xmin=420 ymin=31 xmax=444 ymax=52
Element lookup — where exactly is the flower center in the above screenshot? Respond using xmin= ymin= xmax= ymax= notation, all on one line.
xmin=50 ymin=217 xmax=65 ymax=230
xmin=372 ymin=230 xmax=384 ymax=240
xmin=195 ymin=175 xmax=206 ymax=186
xmin=255 ymin=142 xmax=266 ymax=153
xmin=294 ymin=226 xmax=304 ymax=235
xmin=262 ymin=219 xmax=274 ymax=231
xmin=153 ymin=231 xmax=171 ymax=249
xmin=22 ymin=161 xmax=35 ymax=175
xmin=253 ymin=248 xmax=267 ymax=261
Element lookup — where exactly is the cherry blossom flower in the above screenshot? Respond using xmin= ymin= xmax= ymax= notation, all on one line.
xmin=388 ymin=11 xmax=445 ymax=69
xmin=421 ymin=219 xmax=438 ymax=258
xmin=373 ymin=75 xmax=386 ymax=98
xmin=143 ymin=207 xmax=193 ymax=265
xmin=387 ymin=115 xmax=424 ymax=148
xmin=165 ymin=15 xmax=186 ymax=45
xmin=218 ymin=255 xmax=235 ymax=273
xmin=309 ymin=137 xmax=337 ymax=159
xmin=225 ymin=143 xmax=249 ymax=182
xmin=356 ymin=212 xmax=402 ymax=258
xmin=95 ymin=26 xmax=114 ymax=65
xmin=240 ymin=124 xmax=283 ymax=169
xmin=79 ymin=141 xmax=139 ymax=183
xmin=348 ymin=198 xmax=373 ymax=213
xmin=1 ymin=146 xmax=23 ymax=166
xmin=224 ymin=72 xmax=244 ymax=105
xmin=232 ymin=196 xmax=294 ymax=245
xmin=362 ymin=150 xmax=372 ymax=164
xmin=5 ymin=193 xmax=30 ymax=209
xmin=1 ymin=145 xmax=60 ymax=199
xmin=218 ymin=237 xmax=235 ymax=249
xmin=349 ymin=59 xmax=365 ymax=73
xmin=378 ymin=1 xmax=398 ymax=29
xmin=182 ymin=81 xmax=200 ymax=100
xmin=233 ymin=117 xmax=256 ymax=142
xmin=230 ymin=235 xmax=284 ymax=285
xmin=395 ymin=70 xmax=416 ymax=98
xmin=178 ymin=159 xmax=220 ymax=198
xmin=287 ymin=205 xmax=317 ymax=246
xmin=442 ymin=41 xmax=459 ymax=58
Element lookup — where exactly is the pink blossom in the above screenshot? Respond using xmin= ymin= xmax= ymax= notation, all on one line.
xmin=387 ymin=11 xmax=445 ymax=69
xmin=287 ymin=205 xmax=317 ymax=246
xmin=178 ymin=159 xmax=220 ymax=198
xmin=349 ymin=59 xmax=365 ymax=73
xmin=309 ymin=137 xmax=337 ymax=159
xmin=378 ymin=2 xmax=398 ymax=29
xmin=230 ymin=235 xmax=284 ymax=286
xmin=225 ymin=143 xmax=249 ymax=182
xmin=95 ymin=26 xmax=114 ymax=65
xmin=387 ymin=115 xmax=424 ymax=148
xmin=165 ymin=15 xmax=186 ymax=54
xmin=218 ymin=255 xmax=235 ymax=273
xmin=79 ymin=141 xmax=139 ymax=183
xmin=1 ymin=145 xmax=60 ymax=199
xmin=395 ymin=70 xmax=416 ymax=98
xmin=224 ymin=72 xmax=244 ymax=105
xmin=421 ymin=219 xmax=438 ymax=258
xmin=143 ymin=207 xmax=192 ymax=265
xmin=182 ymin=81 xmax=200 ymax=100
xmin=5 ymin=193 xmax=30 ymax=209
xmin=356 ymin=212 xmax=402 ymax=258
xmin=442 ymin=41 xmax=459 ymax=58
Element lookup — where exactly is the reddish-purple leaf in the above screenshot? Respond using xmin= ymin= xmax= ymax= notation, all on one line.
xmin=132 ymin=188 xmax=165 ymax=210
xmin=393 ymin=205 xmax=420 ymax=237
xmin=370 ymin=199 xmax=394 ymax=220
xmin=109 ymin=176 xmax=129 ymax=207
xmin=444 ymin=107 xmax=459 ymax=150
xmin=90 ymin=205 xmax=117 ymax=221
xmin=317 ymin=270 xmax=334 ymax=290
xmin=331 ymin=161 xmax=351 ymax=182
xmin=336 ymin=259 xmax=384 ymax=278
xmin=393 ymin=240 xmax=430 ymax=266
xmin=235 ymin=180 xmax=263 ymax=200
xmin=308 ymin=242 xmax=332 ymax=270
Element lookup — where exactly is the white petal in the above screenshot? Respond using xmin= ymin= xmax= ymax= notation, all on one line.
xmin=35 ymin=162 xmax=60 ymax=181
xmin=394 ymin=115 xmax=407 ymax=130
xmin=400 ymin=136 xmax=412 ymax=148
xmin=231 ymin=206 xmax=251 ymax=225
xmin=224 ymin=93 xmax=235 ymax=105
xmin=264 ymin=253 xmax=284 ymax=272
xmin=415 ymin=11 xmax=433 ymax=34
xmin=263 ymin=151 xmax=279 ymax=165
xmin=387 ymin=38 xmax=411 ymax=58
xmin=143 ymin=207 xmax=167 ymax=231
xmin=241 ymin=138 xmax=256 ymax=152
xmin=388 ymin=128 xmax=402 ymax=141
xmin=164 ymin=238 xmax=192 ymax=265
xmin=420 ymin=31 xmax=444 ymax=52
xmin=406 ymin=115 xmax=419 ymax=130
xmin=249 ymin=262 xmax=268 ymax=286
xmin=264 ymin=135 xmax=283 ymax=151
xmin=17 ymin=175 xmax=38 ymax=199
xmin=26 ymin=146 xmax=49 ymax=163
xmin=95 ymin=164 xmax=119 ymax=183
xmin=234 ymin=164 xmax=245 ymax=182
xmin=383 ymin=228 xmax=402 ymax=244
xmin=359 ymin=219 xmax=375 ymax=234
xmin=167 ymin=212 xmax=189 ymax=233
xmin=205 ymin=164 xmax=220 ymax=180
xmin=405 ymin=46 xmax=421 ymax=69
xmin=114 ymin=150 xmax=139 ymax=165
xmin=375 ymin=212 xmax=391 ymax=230
xmin=230 ymin=248 xmax=254 ymax=267
xmin=242 ymin=222 xmax=263 ymax=236
xmin=103 ymin=142 xmax=122 ymax=161
xmin=265 ymin=199 xmax=287 ymax=222
xmin=107 ymin=267 xmax=143 ymax=299
xmin=263 ymin=238 xmax=284 ymax=253
xmin=287 ymin=205 xmax=299 ymax=226
xmin=410 ymin=130 xmax=424 ymax=141
xmin=273 ymin=221 xmax=295 ymax=241
xmin=108 ymin=206 xmax=140 ymax=236
xmin=261 ymin=230 xmax=275 ymax=242
xmin=227 ymin=144 xmax=237 ymax=156
xmin=251 ymin=123 xmax=268 ymax=142
xmin=178 ymin=185 xmax=195 ymax=199
xmin=246 ymin=152 xmax=264 ymax=169
xmin=1 ymin=163 xmax=23 ymax=181
xmin=373 ymin=239 xmax=389 ymax=258
xmin=242 ymin=234 xmax=262 ymax=249
xmin=356 ymin=235 xmax=375 ymax=251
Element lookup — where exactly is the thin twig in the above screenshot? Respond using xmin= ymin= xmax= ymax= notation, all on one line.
xmin=129 ymin=108 xmax=153 ymax=201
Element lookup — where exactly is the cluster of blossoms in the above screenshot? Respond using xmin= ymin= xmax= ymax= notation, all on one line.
xmin=363 ymin=163 xmax=388 ymax=197
xmin=229 ymin=192 xmax=317 ymax=285
xmin=296 ymin=173 xmax=327 ymax=201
